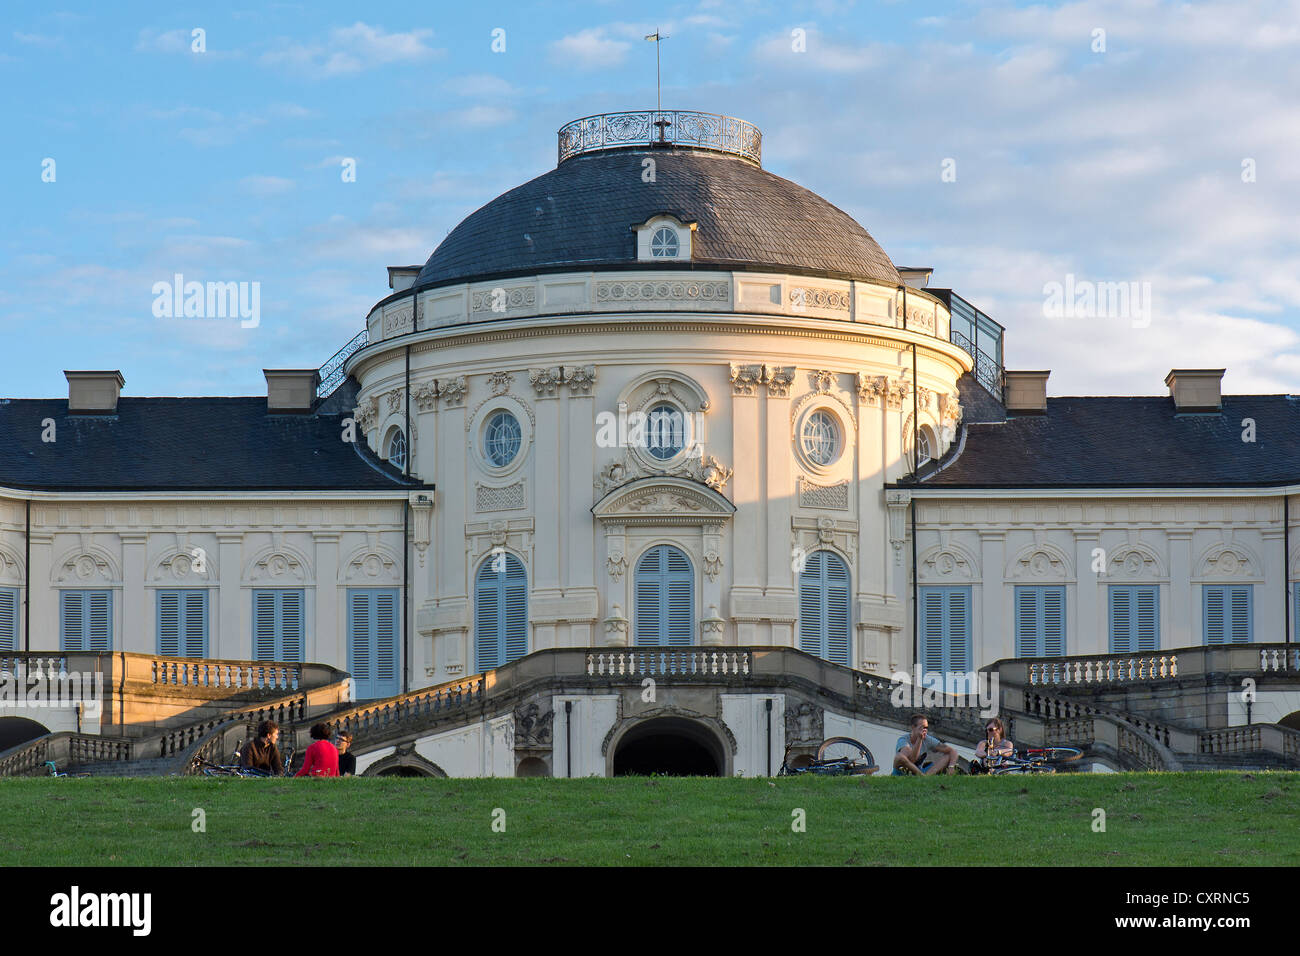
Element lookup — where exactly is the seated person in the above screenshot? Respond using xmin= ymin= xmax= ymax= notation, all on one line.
xmin=335 ymin=730 xmax=356 ymax=777
xmin=241 ymin=720 xmax=284 ymax=776
xmin=295 ymin=723 xmax=340 ymax=777
xmin=892 ymin=714 xmax=958 ymax=775
xmin=969 ymin=717 xmax=1014 ymax=774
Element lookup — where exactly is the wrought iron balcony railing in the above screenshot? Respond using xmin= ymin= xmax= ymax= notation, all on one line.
xmin=317 ymin=328 xmax=369 ymax=397
xmin=558 ymin=110 xmax=762 ymax=166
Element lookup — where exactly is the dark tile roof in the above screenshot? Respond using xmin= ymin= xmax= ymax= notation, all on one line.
xmin=916 ymin=394 xmax=1300 ymax=488
xmin=417 ymin=147 xmax=900 ymax=288
xmin=0 ymin=395 xmax=419 ymax=492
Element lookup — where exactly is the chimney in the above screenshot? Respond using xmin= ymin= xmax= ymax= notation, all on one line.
xmin=264 ymin=369 xmax=320 ymax=414
xmin=897 ymin=267 xmax=933 ymax=290
xmin=1002 ymin=370 xmax=1049 ymax=414
xmin=387 ymin=266 xmax=421 ymax=293
xmin=65 ymin=370 xmax=125 ymax=414
xmin=1165 ymin=368 xmax=1224 ymax=413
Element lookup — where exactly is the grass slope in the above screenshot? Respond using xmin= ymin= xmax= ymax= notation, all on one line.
xmin=6 ymin=772 xmax=1299 ymax=866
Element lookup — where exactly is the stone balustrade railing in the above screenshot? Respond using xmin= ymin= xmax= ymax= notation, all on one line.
xmin=1000 ymin=643 xmax=1300 ymax=689
xmin=1198 ymin=724 xmax=1300 ymax=758
xmin=586 ymin=649 xmax=752 ymax=679
xmin=150 ymin=658 xmax=303 ymax=691
xmin=325 ymin=677 xmax=485 ymax=744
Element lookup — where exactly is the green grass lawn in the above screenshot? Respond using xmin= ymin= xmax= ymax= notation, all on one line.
xmin=6 ymin=772 xmax=1300 ymax=866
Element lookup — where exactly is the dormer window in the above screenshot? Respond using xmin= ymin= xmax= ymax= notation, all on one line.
xmin=633 ymin=215 xmax=695 ymax=262
xmin=651 ymin=227 xmax=679 ymax=258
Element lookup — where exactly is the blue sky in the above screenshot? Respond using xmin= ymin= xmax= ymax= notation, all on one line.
xmin=4 ymin=0 xmax=1299 ymax=398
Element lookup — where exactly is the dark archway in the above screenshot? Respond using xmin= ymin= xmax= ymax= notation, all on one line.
xmin=612 ymin=717 xmax=724 ymax=777
xmin=0 ymin=717 xmax=50 ymax=752
xmin=376 ymin=765 xmax=428 ymax=777
xmin=516 ymin=757 xmax=549 ymax=777
xmin=1280 ymin=711 xmax=1300 ymax=732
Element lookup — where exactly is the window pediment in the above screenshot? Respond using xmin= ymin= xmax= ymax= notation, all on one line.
xmin=593 ymin=477 xmax=735 ymax=525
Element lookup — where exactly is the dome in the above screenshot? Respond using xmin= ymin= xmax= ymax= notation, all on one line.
xmin=416 ymin=112 xmax=899 ymax=289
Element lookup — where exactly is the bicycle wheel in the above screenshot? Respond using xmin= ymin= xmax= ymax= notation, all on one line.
xmin=816 ymin=737 xmax=874 ymax=767
xmin=1037 ymin=747 xmax=1083 ymax=763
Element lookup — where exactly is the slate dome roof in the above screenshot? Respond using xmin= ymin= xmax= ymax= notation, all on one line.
xmin=415 ymin=146 xmax=900 ymax=289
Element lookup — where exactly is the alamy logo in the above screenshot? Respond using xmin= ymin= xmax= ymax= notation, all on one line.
xmin=1042 ymin=273 xmax=1151 ymax=328
xmin=49 ymin=886 xmax=151 ymax=936
xmin=889 ymin=666 xmax=999 ymax=717
xmin=151 ymin=273 xmax=260 ymax=328
xmin=0 ymin=668 xmax=103 ymax=716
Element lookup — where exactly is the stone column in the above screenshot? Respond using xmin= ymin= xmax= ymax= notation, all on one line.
xmin=978 ymin=531 xmax=1006 ymax=666
xmin=313 ymin=532 xmax=340 ymax=668
xmin=213 ymin=535 xmax=242 ymax=659
xmin=1074 ymin=532 xmax=1101 ymax=654
xmin=28 ymin=528 xmax=54 ymax=653
xmin=1168 ymin=530 xmax=1193 ymax=648
xmin=120 ymin=533 xmax=147 ymax=655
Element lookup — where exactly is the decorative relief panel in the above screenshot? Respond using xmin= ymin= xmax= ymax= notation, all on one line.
xmin=798 ymin=477 xmax=850 ymax=511
xmin=789 ymin=287 xmax=850 ymax=311
xmin=1104 ymin=544 xmax=1165 ymax=580
xmin=385 ymin=389 xmax=403 ymax=414
xmin=247 ymin=549 xmax=307 ymax=583
xmin=1007 ymin=544 xmax=1073 ymax=582
xmin=595 ymin=451 xmax=733 ymax=497
xmin=729 ymin=363 xmax=795 ymax=398
xmin=809 ymin=369 xmax=836 ymax=393
xmin=471 ymin=287 xmax=536 ymax=314
xmin=413 ymin=381 xmax=439 ymax=412
xmin=563 ymin=364 xmax=596 ymax=395
xmin=1195 ymin=543 xmax=1261 ymax=581
xmin=439 ymin=376 xmax=467 ymax=408
xmin=791 ymin=516 xmax=858 ymax=567
xmin=529 ymin=367 xmax=562 ymax=398
xmin=918 ymin=543 xmax=979 ymax=582
xmin=514 ymin=702 xmax=554 ymax=749
xmin=595 ymin=279 xmax=729 ymax=303
xmin=487 ymin=371 xmax=514 ymax=396
xmin=856 ymin=374 xmax=911 ymax=409
xmin=382 ymin=305 xmax=414 ymax=336
xmin=476 ymin=481 xmax=526 ymax=513
xmin=353 ymin=396 xmax=379 ymax=432
xmin=885 ymin=491 xmax=910 ymax=566
xmin=56 ymin=552 xmax=116 ymax=584
xmin=785 ymin=701 xmax=825 ymax=747
xmin=904 ymin=303 xmax=936 ymax=333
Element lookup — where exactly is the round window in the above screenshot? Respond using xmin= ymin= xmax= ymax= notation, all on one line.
xmin=644 ymin=403 xmax=686 ymax=460
xmin=651 ymin=227 xmax=679 ymax=258
xmin=801 ymin=411 xmax=840 ymax=466
xmin=484 ymin=411 xmax=522 ymax=467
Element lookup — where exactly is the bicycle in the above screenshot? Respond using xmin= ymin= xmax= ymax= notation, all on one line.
xmin=45 ymin=761 xmax=91 ymax=778
xmin=191 ymin=742 xmax=296 ymax=778
xmin=779 ymin=736 xmax=878 ymax=776
xmin=984 ymin=746 xmax=1083 ymax=775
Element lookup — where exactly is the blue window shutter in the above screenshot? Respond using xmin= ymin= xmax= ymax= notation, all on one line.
xmin=824 ymin=554 xmax=850 ymax=666
xmin=158 ymin=591 xmax=181 ymax=656
xmin=61 ymin=591 xmax=84 ymax=652
xmin=1204 ymin=587 xmax=1226 ymax=645
xmin=946 ymin=588 xmax=971 ymax=692
xmin=475 ymin=561 xmax=502 ymax=670
xmin=0 ymin=589 xmax=17 ymax=652
xmin=349 ymin=591 xmax=372 ymax=681
xmin=1110 ymin=587 xmax=1132 ymax=653
xmin=1135 ymin=587 xmax=1158 ymax=650
xmin=1229 ymin=586 xmax=1251 ymax=644
xmin=1042 ymin=587 xmax=1065 ymax=656
xmin=635 ymin=546 xmax=694 ymax=647
xmin=798 ymin=552 xmax=824 ymax=657
xmin=253 ymin=591 xmax=277 ymax=660
xmin=502 ymin=557 xmax=528 ymax=663
xmin=87 ymin=591 xmax=111 ymax=652
xmin=183 ymin=590 xmax=208 ymax=657
xmin=280 ymin=590 xmax=304 ymax=662
xmin=920 ymin=588 xmax=945 ymax=682
xmin=1015 ymin=587 xmax=1039 ymax=656
xmin=375 ymin=590 xmax=398 ymax=680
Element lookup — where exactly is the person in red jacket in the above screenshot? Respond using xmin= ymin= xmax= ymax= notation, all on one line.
xmin=295 ymin=723 xmax=339 ymax=777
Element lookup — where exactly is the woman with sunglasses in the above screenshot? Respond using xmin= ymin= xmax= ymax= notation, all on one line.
xmin=969 ymin=717 xmax=1014 ymax=774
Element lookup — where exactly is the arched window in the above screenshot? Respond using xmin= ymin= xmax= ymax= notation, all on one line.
xmin=484 ymin=411 xmax=522 ymax=467
xmin=916 ymin=425 xmax=934 ymax=465
xmin=387 ymin=429 xmax=407 ymax=470
xmin=644 ymin=403 xmax=685 ymax=460
xmin=801 ymin=410 xmax=841 ymax=466
xmin=634 ymin=545 xmax=694 ymax=646
xmin=651 ymin=226 xmax=679 ymax=258
xmin=475 ymin=552 xmax=528 ymax=671
xmin=798 ymin=551 xmax=850 ymax=665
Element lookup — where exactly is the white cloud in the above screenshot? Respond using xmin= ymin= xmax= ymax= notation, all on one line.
xmin=239 ymin=175 xmax=296 ymax=196
xmin=13 ymin=32 xmax=62 ymax=47
xmin=261 ymin=21 xmax=440 ymax=77
xmin=550 ymin=27 xmax=632 ymax=69
xmin=442 ymin=73 xmax=520 ymax=98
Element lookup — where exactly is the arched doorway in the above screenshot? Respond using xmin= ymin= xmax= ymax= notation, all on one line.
xmin=1280 ymin=711 xmax=1300 ymax=732
xmin=611 ymin=717 xmax=725 ymax=776
xmin=0 ymin=717 xmax=50 ymax=752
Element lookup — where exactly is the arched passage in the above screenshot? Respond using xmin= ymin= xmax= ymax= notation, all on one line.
xmin=611 ymin=717 xmax=725 ymax=777
xmin=0 ymin=717 xmax=50 ymax=752
xmin=1280 ymin=710 xmax=1300 ymax=732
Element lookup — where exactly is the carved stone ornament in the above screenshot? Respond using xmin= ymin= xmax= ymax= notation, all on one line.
xmin=439 ymin=377 xmax=467 ymax=408
xmin=765 ymin=366 xmax=796 ymax=398
xmin=701 ymin=604 xmax=726 ymax=645
xmin=607 ymin=552 xmax=629 ymax=580
xmin=514 ymin=702 xmax=554 ymax=748
xmin=810 ymin=369 xmax=836 ymax=393
xmin=603 ymin=604 xmax=630 ymax=647
xmin=817 ymin=516 xmax=836 ymax=544
xmin=784 ymin=701 xmax=825 ymax=747
xmin=382 ymin=305 xmax=413 ymax=336
xmin=347 ymin=551 xmax=396 ymax=580
xmin=529 ymin=367 xmax=562 ymax=398
xmin=594 ymin=450 xmax=733 ymax=497
xmin=729 ymin=363 xmax=765 ymax=396
xmin=413 ymin=381 xmax=438 ymax=412
xmin=251 ymin=551 xmax=303 ymax=581
xmin=695 ymin=455 xmax=733 ymax=492
xmin=386 ymin=389 xmax=403 ymax=413
xmin=939 ymin=392 xmax=963 ymax=431
xmin=563 ymin=364 xmax=596 ymax=395
xmin=626 ymin=492 xmax=704 ymax=513
xmin=487 ymin=371 xmax=514 ymax=396
xmin=353 ymin=397 xmax=379 ymax=432
xmin=703 ymin=551 xmax=723 ymax=582
xmin=472 ymin=286 xmax=536 ymax=313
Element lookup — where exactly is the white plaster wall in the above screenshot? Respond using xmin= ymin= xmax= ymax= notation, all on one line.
xmin=721 ymin=693 xmax=784 ymax=776
xmin=552 ymin=694 xmax=618 ymax=777
xmin=1228 ymin=689 xmax=1300 ymax=726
